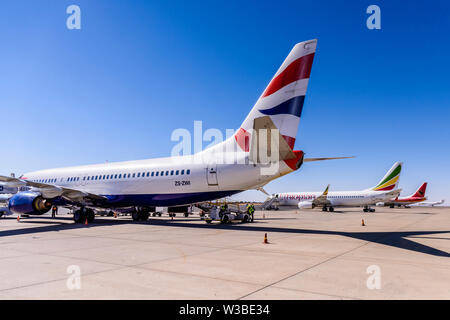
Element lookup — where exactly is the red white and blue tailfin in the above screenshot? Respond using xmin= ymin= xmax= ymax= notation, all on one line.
xmin=234 ymin=40 xmax=317 ymax=152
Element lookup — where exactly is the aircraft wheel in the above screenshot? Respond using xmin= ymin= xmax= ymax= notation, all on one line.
xmin=73 ymin=209 xmax=84 ymax=223
xmin=322 ymin=207 xmax=328 ymax=212
xmin=329 ymin=207 xmax=334 ymax=212
xmin=206 ymin=219 xmax=212 ymax=224
xmin=184 ymin=212 xmax=189 ymax=218
xmin=242 ymin=214 xmax=249 ymax=223
xmin=140 ymin=212 xmax=150 ymax=221
xmin=363 ymin=208 xmax=368 ymax=212
xmin=370 ymin=208 xmax=375 ymax=212
xmin=131 ymin=210 xmax=140 ymax=221
xmin=221 ymin=214 xmax=229 ymax=224
xmin=87 ymin=209 xmax=95 ymax=223
xmin=389 ymin=205 xmax=394 ymax=208
xmin=158 ymin=212 xmax=162 ymax=217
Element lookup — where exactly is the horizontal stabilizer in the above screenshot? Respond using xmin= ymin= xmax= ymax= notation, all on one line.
xmin=313 ymin=184 xmax=331 ymax=206
xmin=303 ymin=156 xmax=355 ymax=162
xmin=249 ymin=116 xmax=296 ymax=163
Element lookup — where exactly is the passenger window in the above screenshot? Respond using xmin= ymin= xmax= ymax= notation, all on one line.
xmin=166 ymin=171 xmax=169 ymax=176
xmin=161 ymin=171 xmax=164 ymax=176
xmin=156 ymin=172 xmax=159 ymax=176
xmin=137 ymin=173 xmax=140 ymax=178
xmin=176 ymin=170 xmax=179 ymax=175
xmin=151 ymin=172 xmax=154 ymax=177
xmin=132 ymin=173 xmax=135 ymax=178
xmin=119 ymin=174 xmax=122 ymax=179
xmin=170 ymin=170 xmax=174 ymax=175
xmin=187 ymin=169 xmax=190 ymax=175
xmin=181 ymin=170 xmax=184 ymax=175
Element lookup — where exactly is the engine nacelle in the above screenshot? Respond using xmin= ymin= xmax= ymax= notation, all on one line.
xmin=375 ymin=202 xmax=385 ymax=207
xmin=8 ymin=192 xmax=52 ymax=215
xmin=298 ymin=201 xmax=314 ymax=209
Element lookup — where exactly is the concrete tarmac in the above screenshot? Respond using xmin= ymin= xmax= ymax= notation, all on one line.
xmin=0 ymin=206 xmax=448 ymax=299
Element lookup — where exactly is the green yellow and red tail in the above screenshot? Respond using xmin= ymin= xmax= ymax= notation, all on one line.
xmin=371 ymin=162 xmax=402 ymax=191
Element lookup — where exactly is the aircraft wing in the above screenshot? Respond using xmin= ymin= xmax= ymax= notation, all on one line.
xmin=312 ymin=184 xmax=331 ymax=206
xmin=0 ymin=175 xmax=107 ymax=205
xmin=381 ymin=189 xmax=402 ymax=201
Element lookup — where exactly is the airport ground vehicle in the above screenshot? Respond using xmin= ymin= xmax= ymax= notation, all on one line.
xmin=199 ymin=202 xmax=254 ymax=224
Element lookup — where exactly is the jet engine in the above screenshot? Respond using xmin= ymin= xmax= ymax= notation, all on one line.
xmin=375 ymin=202 xmax=385 ymax=207
xmin=8 ymin=192 xmax=52 ymax=215
xmin=298 ymin=201 xmax=314 ymax=209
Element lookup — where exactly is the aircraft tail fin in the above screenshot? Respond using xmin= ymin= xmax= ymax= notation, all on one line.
xmin=412 ymin=182 xmax=427 ymax=198
xmin=235 ymin=40 xmax=317 ymax=152
xmin=370 ymin=162 xmax=402 ymax=191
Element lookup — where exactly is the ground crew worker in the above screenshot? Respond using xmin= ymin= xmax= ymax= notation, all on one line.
xmin=51 ymin=206 xmax=57 ymax=218
xmin=248 ymin=204 xmax=255 ymax=222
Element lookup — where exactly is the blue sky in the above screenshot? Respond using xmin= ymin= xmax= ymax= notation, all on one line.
xmin=0 ymin=0 xmax=449 ymax=202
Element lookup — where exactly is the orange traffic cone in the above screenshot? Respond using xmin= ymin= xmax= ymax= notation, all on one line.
xmin=362 ymin=219 xmax=365 ymax=226
xmin=263 ymin=233 xmax=269 ymax=244
xmin=17 ymin=215 xmax=20 ymax=222
xmin=85 ymin=218 xmax=88 ymax=225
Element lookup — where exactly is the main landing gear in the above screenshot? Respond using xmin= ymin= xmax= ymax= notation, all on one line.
xmin=363 ymin=206 xmax=375 ymax=213
xmin=131 ymin=208 xmax=150 ymax=221
xmin=322 ymin=206 xmax=334 ymax=212
xmin=73 ymin=207 xmax=95 ymax=223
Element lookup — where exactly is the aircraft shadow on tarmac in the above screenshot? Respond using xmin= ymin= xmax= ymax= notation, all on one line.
xmin=0 ymin=216 xmax=449 ymax=258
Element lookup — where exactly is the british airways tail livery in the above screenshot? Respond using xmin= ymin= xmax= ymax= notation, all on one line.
xmin=1 ymin=39 xmax=348 ymax=223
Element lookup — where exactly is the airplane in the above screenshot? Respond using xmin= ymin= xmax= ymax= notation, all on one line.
xmin=0 ymin=39 xmax=351 ymax=223
xmin=376 ymin=182 xmax=428 ymax=208
xmin=413 ymin=199 xmax=445 ymax=207
xmin=272 ymin=162 xmax=403 ymax=212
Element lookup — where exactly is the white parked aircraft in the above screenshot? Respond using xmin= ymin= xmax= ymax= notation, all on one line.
xmin=1 ymin=39 xmax=351 ymax=223
xmin=273 ymin=162 xmax=403 ymax=212
xmin=413 ymin=200 xmax=445 ymax=207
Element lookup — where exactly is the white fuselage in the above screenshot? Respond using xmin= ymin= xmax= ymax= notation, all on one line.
xmin=276 ymin=190 xmax=396 ymax=207
xmin=22 ymin=148 xmax=295 ymax=208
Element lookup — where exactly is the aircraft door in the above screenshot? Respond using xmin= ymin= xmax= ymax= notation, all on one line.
xmin=206 ymin=164 xmax=218 ymax=186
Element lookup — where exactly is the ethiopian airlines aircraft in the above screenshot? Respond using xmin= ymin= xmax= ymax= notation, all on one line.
xmin=1 ymin=39 xmax=350 ymax=223
xmin=378 ymin=182 xmax=428 ymax=208
xmin=274 ymin=162 xmax=402 ymax=212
